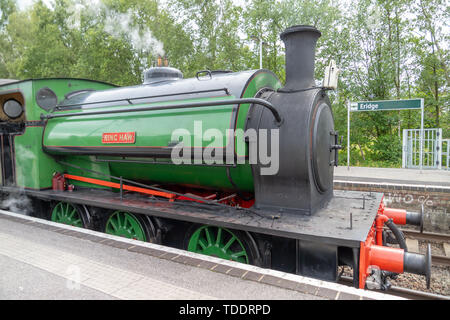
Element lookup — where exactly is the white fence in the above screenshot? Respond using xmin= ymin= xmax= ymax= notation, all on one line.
xmin=402 ymin=128 xmax=445 ymax=169
xmin=443 ymin=139 xmax=450 ymax=170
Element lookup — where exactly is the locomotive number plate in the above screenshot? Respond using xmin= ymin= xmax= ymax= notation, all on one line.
xmin=102 ymin=132 xmax=136 ymax=144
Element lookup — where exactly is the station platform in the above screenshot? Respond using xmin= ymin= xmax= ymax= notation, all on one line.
xmin=0 ymin=210 xmax=400 ymax=300
xmin=334 ymin=166 xmax=450 ymax=189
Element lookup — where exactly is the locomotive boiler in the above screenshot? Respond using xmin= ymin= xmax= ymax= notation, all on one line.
xmin=0 ymin=25 xmax=431 ymax=290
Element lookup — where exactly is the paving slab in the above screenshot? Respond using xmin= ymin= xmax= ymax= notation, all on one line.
xmin=335 ymin=166 xmax=450 ymax=188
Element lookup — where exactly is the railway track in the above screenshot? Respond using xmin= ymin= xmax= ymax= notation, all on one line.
xmin=430 ymin=255 xmax=450 ymax=267
xmin=401 ymin=229 xmax=450 ymax=267
xmin=403 ymin=229 xmax=450 ymax=243
xmin=388 ymin=285 xmax=450 ymax=300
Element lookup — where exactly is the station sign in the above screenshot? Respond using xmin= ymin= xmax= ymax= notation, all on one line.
xmin=347 ymin=97 xmax=425 ymax=169
xmin=350 ymin=99 xmax=422 ymax=112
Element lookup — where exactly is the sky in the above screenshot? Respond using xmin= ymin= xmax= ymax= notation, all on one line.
xmin=16 ymin=0 xmax=170 ymax=10
xmin=13 ymin=0 xmax=448 ymax=48
xmin=16 ymin=0 xmax=53 ymax=10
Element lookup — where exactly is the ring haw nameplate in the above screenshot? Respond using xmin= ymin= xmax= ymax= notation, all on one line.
xmin=102 ymin=132 xmax=136 ymax=144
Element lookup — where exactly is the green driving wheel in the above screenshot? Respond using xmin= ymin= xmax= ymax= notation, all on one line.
xmin=105 ymin=211 xmax=146 ymax=241
xmin=187 ymin=225 xmax=249 ymax=264
xmin=51 ymin=202 xmax=83 ymax=228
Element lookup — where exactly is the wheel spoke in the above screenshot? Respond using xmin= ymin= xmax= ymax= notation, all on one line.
xmin=216 ymin=228 xmax=222 ymax=246
xmin=223 ymin=235 xmax=237 ymax=251
xmin=204 ymin=227 xmax=213 ymax=246
xmin=56 ymin=208 xmax=62 ymax=220
xmin=116 ymin=213 xmax=122 ymax=228
xmin=125 ymin=215 xmax=133 ymax=230
xmin=54 ymin=204 xmax=60 ymax=217
xmin=109 ymin=219 xmax=118 ymax=231
xmin=231 ymin=250 xmax=247 ymax=258
xmin=198 ymin=238 xmax=207 ymax=250
xmin=68 ymin=208 xmax=77 ymax=219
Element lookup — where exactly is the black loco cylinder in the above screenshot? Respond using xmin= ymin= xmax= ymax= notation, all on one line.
xmin=249 ymin=25 xmax=337 ymax=215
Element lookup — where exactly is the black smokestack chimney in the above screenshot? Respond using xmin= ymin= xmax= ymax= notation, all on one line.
xmin=280 ymin=25 xmax=321 ymax=91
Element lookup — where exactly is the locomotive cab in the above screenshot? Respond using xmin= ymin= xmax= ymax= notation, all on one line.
xmin=0 ymin=78 xmax=117 ymax=189
xmin=0 ymin=86 xmax=26 ymax=186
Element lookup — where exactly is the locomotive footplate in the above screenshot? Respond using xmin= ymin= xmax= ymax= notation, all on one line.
xmin=0 ymin=186 xmax=379 ymax=248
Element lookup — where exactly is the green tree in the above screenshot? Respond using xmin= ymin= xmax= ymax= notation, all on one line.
xmin=0 ymin=0 xmax=16 ymax=78
xmin=0 ymin=0 xmax=447 ymax=167
xmin=104 ymin=0 xmax=194 ymax=78
xmin=243 ymin=0 xmax=284 ymax=78
xmin=0 ymin=0 xmax=15 ymax=27
xmin=0 ymin=0 xmax=193 ymax=85
xmin=412 ymin=0 xmax=449 ymax=132
xmin=169 ymin=0 xmax=251 ymax=76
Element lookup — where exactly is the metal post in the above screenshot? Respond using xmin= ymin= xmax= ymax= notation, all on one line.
xmin=402 ymin=129 xmax=407 ymax=168
xmin=347 ymin=101 xmax=350 ymax=170
xmin=250 ymin=35 xmax=263 ymax=69
xmin=437 ymin=128 xmax=442 ymax=170
xmin=446 ymin=139 xmax=450 ymax=170
xmin=420 ymin=98 xmax=424 ymax=172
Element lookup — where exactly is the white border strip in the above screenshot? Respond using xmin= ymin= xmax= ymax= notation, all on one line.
xmin=334 ymin=180 xmax=450 ymax=191
xmin=0 ymin=209 xmax=404 ymax=300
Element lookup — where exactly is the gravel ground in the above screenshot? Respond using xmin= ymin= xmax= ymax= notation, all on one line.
xmin=419 ymin=240 xmax=445 ymax=256
xmin=390 ymin=265 xmax=449 ymax=296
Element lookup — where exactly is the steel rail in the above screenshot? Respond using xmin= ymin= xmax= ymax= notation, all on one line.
xmin=41 ymin=98 xmax=283 ymax=125
xmin=430 ymin=255 xmax=450 ymax=267
xmin=387 ymin=285 xmax=450 ymax=300
xmin=402 ymin=229 xmax=450 ymax=243
xmin=339 ymin=276 xmax=450 ymax=300
xmin=398 ymin=229 xmax=450 ymax=267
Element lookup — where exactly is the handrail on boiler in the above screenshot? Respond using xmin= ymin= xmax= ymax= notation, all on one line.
xmin=54 ymin=87 xmax=231 ymax=110
xmin=41 ymin=98 xmax=283 ymax=125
